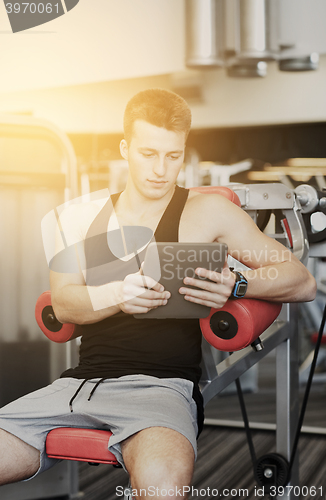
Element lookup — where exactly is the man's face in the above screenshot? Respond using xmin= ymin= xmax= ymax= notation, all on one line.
xmin=120 ymin=119 xmax=186 ymax=200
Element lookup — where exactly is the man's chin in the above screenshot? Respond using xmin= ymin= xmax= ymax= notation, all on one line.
xmin=142 ymin=182 xmax=174 ymax=198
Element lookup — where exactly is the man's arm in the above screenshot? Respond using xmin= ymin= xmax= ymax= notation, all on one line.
xmin=49 ymin=201 xmax=170 ymax=325
xmin=50 ymin=270 xmax=118 ymax=324
xmin=179 ymin=195 xmax=317 ymax=308
xmin=50 ymin=268 xmax=170 ymax=325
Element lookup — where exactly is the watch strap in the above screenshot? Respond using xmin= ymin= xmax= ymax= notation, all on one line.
xmin=229 ymin=267 xmax=248 ymax=299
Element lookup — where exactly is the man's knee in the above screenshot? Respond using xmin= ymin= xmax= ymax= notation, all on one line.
xmin=129 ymin=457 xmax=193 ymax=500
xmin=130 ymin=460 xmax=191 ymax=500
xmin=122 ymin=427 xmax=195 ymax=499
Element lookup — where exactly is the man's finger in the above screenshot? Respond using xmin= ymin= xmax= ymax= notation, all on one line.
xmin=142 ymin=275 xmax=166 ymax=292
xmin=194 ymin=268 xmax=223 ymax=283
xmin=130 ymin=272 xmax=163 ymax=291
xmin=221 ymin=265 xmax=233 ymax=279
xmin=222 ymin=256 xmax=229 ymax=271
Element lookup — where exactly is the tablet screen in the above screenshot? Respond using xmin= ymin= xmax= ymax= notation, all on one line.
xmin=134 ymin=242 xmax=227 ymax=319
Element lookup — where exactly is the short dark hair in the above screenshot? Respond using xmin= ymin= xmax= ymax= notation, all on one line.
xmin=123 ymin=88 xmax=192 ymax=144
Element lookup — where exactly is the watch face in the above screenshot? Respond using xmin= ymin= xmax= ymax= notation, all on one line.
xmin=236 ymin=282 xmax=247 ymax=297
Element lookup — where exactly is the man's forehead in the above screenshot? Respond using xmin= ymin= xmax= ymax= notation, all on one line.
xmin=130 ymin=119 xmax=186 ymax=146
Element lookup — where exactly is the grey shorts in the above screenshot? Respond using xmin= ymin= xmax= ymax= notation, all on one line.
xmin=0 ymin=375 xmax=198 ymax=479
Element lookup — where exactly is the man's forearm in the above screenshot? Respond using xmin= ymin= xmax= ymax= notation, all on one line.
xmin=51 ymin=282 xmax=121 ymax=325
xmin=243 ymin=261 xmax=316 ymax=303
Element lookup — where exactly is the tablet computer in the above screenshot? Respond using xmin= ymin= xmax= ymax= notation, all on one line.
xmin=134 ymin=242 xmax=227 ymax=319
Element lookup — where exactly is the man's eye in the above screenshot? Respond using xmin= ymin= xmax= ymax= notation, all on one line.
xmin=169 ymin=156 xmax=180 ymax=160
xmin=143 ymin=153 xmax=154 ymax=158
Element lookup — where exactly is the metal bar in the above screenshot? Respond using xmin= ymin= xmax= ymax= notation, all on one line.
xmin=201 ymin=319 xmax=289 ymax=406
xmin=0 ymin=114 xmax=78 ymax=198
xmin=276 ymin=304 xmax=299 ymax=500
xmin=200 ymin=338 xmax=219 ymax=383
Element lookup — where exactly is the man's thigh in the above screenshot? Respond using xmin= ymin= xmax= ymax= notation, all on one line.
xmin=121 ymin=427 xmax=195 ymax=494
xmin=0 ymin=377 xmax=90 ymax=478
xmin=0 ymin=429 xmax=41 ymax=485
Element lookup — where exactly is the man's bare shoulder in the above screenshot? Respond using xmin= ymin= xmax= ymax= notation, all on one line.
xmin=181 ymin=189 xmax=251 ymax=242
xmin=179 ymin=191 xmax=233 ymax=240
xmin=186 ymin=189 xmax=239 ymax=214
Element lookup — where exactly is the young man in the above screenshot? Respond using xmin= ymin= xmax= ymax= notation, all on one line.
xmin=0 ymin=89 xmax=316 ymax=497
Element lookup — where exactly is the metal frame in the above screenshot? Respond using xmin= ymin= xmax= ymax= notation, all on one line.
xmin=0 ymin=115 xmax=79 ymax=500
xmin=200 ymin=303 xmax=300 ymax=499
xmin=0 ymin=114 xmax=78 ymax=198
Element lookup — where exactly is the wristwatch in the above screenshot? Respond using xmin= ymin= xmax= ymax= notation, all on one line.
xmin=229 ymin=267 xmax=248 ymax=299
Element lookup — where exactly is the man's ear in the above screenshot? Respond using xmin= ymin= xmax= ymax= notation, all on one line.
xmin=120 ymin=139 xmax=128 ymax=160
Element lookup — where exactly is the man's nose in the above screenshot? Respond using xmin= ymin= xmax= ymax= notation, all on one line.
xmin=152 ymin=156 xmax=166 ymax=177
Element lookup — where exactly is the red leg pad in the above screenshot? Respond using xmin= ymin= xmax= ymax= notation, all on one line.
xmin=46 ymin=428 xmax=118 ymax=464
xmin=35 ymin=291 xmax=77 ymax=343
xmin=200 ymin=299 xmax=282 ymax=351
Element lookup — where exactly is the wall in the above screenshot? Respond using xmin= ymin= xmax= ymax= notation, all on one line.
xmin=1 ymin=0 xmax=326 ymax=133
xmin=0 ymin=0 xmax=185 ymax=92
xmin=0 ymin=55 xmax=326 ymax=133
xmin=191 ymin=57 xmax=326 ymax=128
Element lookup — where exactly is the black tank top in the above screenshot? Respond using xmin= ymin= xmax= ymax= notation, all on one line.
xmin=61 ymin=185 xmax=202 ymax=384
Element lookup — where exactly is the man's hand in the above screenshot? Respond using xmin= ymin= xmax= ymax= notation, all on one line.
xmin=119 ymin=269 xmax=171 ymax=315
xmin=179 ymin=260 xmax=236 ymax=309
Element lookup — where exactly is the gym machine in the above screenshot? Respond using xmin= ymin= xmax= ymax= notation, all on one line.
xmin=35 ymin=181 xmax=325 ymax=499
xmin=201 ymin=182 xmax=326 ymax=499
xmin=0 ymin=114 xmax=79 ymax=500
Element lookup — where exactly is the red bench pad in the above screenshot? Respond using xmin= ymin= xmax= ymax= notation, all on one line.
xmin=46 ymin=428 xmax=118 ymax=465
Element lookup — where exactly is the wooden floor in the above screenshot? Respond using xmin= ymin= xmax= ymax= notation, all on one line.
xmin=79 ymin=353 xmax=326 ymax=500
